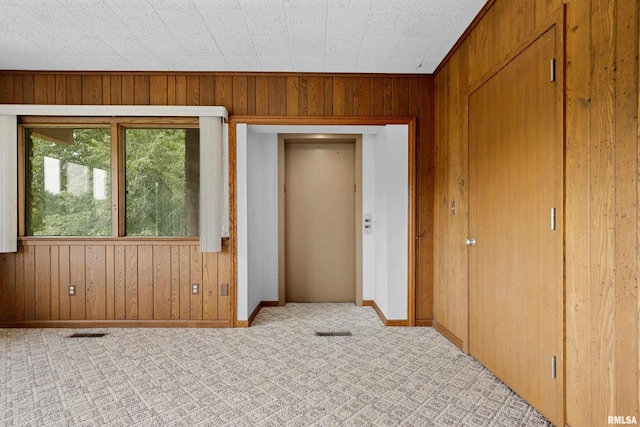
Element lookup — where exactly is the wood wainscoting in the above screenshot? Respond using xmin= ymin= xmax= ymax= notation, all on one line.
xmin=0 ymin=238 xmax=230 ymax=327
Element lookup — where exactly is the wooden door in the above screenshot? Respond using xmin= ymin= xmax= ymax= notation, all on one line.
xmin=285 ymin=142 xmax=355 ymax=302
xmin=468 ymin=28 xmax=563 ymax=425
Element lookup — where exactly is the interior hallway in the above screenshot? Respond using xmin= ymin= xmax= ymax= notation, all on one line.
xmin=1 ymin=303 xmax=551 ymax=426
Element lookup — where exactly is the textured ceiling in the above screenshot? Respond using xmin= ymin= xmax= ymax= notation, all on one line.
xmin=0 ymin=0 xmax=486 ymax=74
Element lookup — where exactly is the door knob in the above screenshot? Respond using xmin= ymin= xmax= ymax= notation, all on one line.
xmin=465 ymin=238 xmax=476 ymax=247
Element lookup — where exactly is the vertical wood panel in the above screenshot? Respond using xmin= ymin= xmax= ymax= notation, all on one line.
xmin=247 ymin=76 xmax=257 ymax=115
xmin=217 ymin=246 xmax=230 ymax=320
xmin=179 ymin=245 xmax=190 ymax=319
xmin=125 ymin=245 xmax=138 ymax=319
xmin=167 ymin=75 xmax=176 ymax=106
xmin=34 ymin=246 xmax=51 ymax=320
xmin=344 ymin=76 xmax=355 ymax=116
xmin=383 ymin=77 xmax=393 ymax=116
xmin=114 ymin=245 xmax=126 ymax=320
xmin=0 ymin=74 xmax=14 ymax=103
xmin=392 ymin=77 xmax=410 ymax=116
xmin=69 ymin=245 xmax=85 ymax=320
xmin=268 ymin=76 xmax=287 ymax=116
xmin=153 ymin=245 xmax=171 ymax=320
xmin=190 ymin=246 xmax=202 ymax=320
xmin=299 ymin=76 xmax=308 ymax=115
xmin=33 ymin=75 xmax=47 ymax=104
xmin=121 ymin=75 xmax=134 ymax=105
xmin=50 ymin=246 xmax=59 ymax=320
xmin=134 ymin=75 xmax=150 ymax=105
xmin=150 ymin=75 xmax=168 ymax=105
xmin=324 ymin=76 xmax=333 ymax=116
xmin=371 ymin=77 xmax=384 ymax=116
xmin=307 ymin=76 xmax=325 ymax=116
xmin=66 ymin=75 xmax=82 ymax=105
xmin=255 ymin=76 xmax=269 ymax=115
xmin=170 ymin=246 xmax=180 ymax=320
xmin=21 ymin=74 xmax=34 ymax=104
xmin=186 ymin=75 xmax=200 ymax=105
xmin=354 ymin=77 xmax=371 ymax=116
xmin=23 ymin=245 xmax=35 ymax=320
xmin=232 ymin=76 xmax=248 ymax=115
xmin=58 ymin=246 xmax=70 ymax=320
xmin=202 ymin=252 xmax=218 ymax=320
xmin=286 ymin=76 xmax=300 ymax=115
xmin=200 ymin=75 xmax=215 ymax=106
xmin=613 ymin=0 xmax=639 ymax=417
xmin=105 ymin=245 xmax=115 ymax=320
xmin=332 ymin=76 xmax=346 ymax=116
xmin=102 ymin=75 xmax=111 ymax=105
xmin=137 ymin=245 xmax=153 ymax=320
xmin=0 ymin=253 xmax=16 ymax=320
xmin=82 ymin=75 xmax=103 ymax=105
xmin=110 ymin=76 xmax=122 ymax=105
xmin=85 ymin=245 xmax=106 ymax=320
xmin=215 ymin=75 xmax=233 ymax=111
xmin=176 ymin=75 xmax=187 ymax=105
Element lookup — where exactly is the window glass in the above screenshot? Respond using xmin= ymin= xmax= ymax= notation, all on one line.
xmin=124 ymin=128 xmax=199 ymax=237
xmin=26 ymin=128 xmax=112 ymax=236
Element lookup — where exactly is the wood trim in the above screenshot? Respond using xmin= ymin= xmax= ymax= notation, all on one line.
xmin=2 ymin=70 xmax=429 ymax=78
xmin=415 ymin=319 xmax=434 ymax=327
xmin=229 ymin=115 xmax=415 ymax=126
xmin=17 ymin=238 xmax=207 ymax=246
xmin=364 ymin=299 xmax=409 ymax=327
xmin=407 ymin=118 xmax=417 ymax=326
xmin=0 ymin=104 xmax=228 ymax=119
xmin=0 ymin=320 xmax=229 ymax=328
xmin=239 ymin=300 xmax=279 ymax=328
xmin=434 ymin=319 xmax=464 ymax=351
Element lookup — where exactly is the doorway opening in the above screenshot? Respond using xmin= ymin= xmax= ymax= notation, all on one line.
xmin=278 ymin=134 xmax=362 ymax=305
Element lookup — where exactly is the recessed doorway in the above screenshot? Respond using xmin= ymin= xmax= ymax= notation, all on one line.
xmin=280 ymin=135 xmax=362 ymax=303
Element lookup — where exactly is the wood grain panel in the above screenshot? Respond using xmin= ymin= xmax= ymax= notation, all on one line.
xmin=0 ymin=253 xmax=16 ymax=320
xmin=137 ymin=245 xmax=154 ymax=320
xmin=110 ymin=76 xmax=122 ymax=105
xmin=150 ymin=75 xmax=168 ymax=105
xmin=307 ymin=76 xmax=325 ymax=116
xmin=13 ymin=75 xmax=23 ymax=103
xmin=58 ymin=246 xmax=70 ymax=320
xmin=125 ymin=245 xmax=138 ymax=319
xmin=170 ymin=246 xmax=180 ymax=320
xmin=392 ymin=77 xmax=410 ymax=116
xmin=175 ymin=75 xmax=187 ymax=105
xmin=324 ymin=77 xmax=333 ymax=116
xmin=167 ymin=75 xmax=176 ymax=106
xmin=134 ymin=75 xmax=150 ymax=105
xmin=82 ymin=75 xmax=103 ymax=105
xmin=66 ymin=75 xmax=82 ymax=105
xmin=217 ymin=246 xmax=230 ymax=320
xmin=55 ymin=75 xmax=66 ymax=104
xmin=153 ymin=245 xmax=171 ymax=320
xmin=105 ymin=245 xmax=114 ymax=320
xmin=332 ymin=76 xmax=346 ymax=116
xmin=354 ymin=77 xmax=371 ymax=116
xmin=202 ymin=251 xmax=218 ymax=320
xmin=613 ymin=0 xmax=639 ymax=417
xmin=0 ymin=74 xmax=13 ymax=103
xmin=102 ymin=75 xmax=111 ymax=105
xmin=21 ymin=74 xmax=34 ymax=104
xmin=190 ymin=245 xmax=202 ymax=320
xmin=200 ymin=75 xmax=215 ymax=106
xmin=268 ymin=76 xmax=287 ymax=116
xmin=233 ymin=76 xmax=248 ymax=115
xmin=69 ymin=245 xmax=85 ymax=320
xmin=85 ymin=245 xmax=106 ymax=320
xmin=247 ymin=76 xmax=257 ymax=115
xmin=215 ymin=75 xmax=232 ymax=109
xmin=255 ymin=76 xmax=269 ymax=115
xmin=382 ymin=77 xmax=393 ymax=116
xmin=33 ymin=74 xmax=47 ymax=104
xmin=121 ymin=75 xmax=134 ymax=105
xmin=114 ymin=245 xmax=126 ymax=320
xmin=179 ymin=245 xmax=191 ymax=319
xmin=50 ymin=246 xmax=59 ymax=320
xmin=23 ymin=245 xmax=35 ymax=320
xmin=345 ymin=76 xmax=355 ymax=116
xmin=34 ymin=245 xmax=51 ymax=320
xmin=186 ymin=75 xmax=200 ymax=105
xmin=286 ymin=76 xmax=300 ymax=115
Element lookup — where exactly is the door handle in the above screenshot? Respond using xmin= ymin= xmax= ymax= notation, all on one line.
xmin=465 ymin=238 xmax=476 ymax=247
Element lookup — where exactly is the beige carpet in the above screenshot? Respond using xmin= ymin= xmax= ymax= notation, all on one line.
xmin=0 ymin=303 xmax=552 ymax=426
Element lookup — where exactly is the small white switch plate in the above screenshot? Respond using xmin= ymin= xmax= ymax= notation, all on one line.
xmin=364 ymin=213 xmax=373 ymax=235
xmin=192 ymin=283 xmax=199 ymax=295
xmin=68 ymin=285 xmax=76 ymax=296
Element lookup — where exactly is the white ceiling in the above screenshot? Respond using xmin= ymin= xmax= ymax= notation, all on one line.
xmin=0 ymin=0 xmax=486 ymax=74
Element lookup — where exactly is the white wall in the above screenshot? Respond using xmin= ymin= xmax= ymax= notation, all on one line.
xmin=237 ymin=124 xmax=409 ymax=322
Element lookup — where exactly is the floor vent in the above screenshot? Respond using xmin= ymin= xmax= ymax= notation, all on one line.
xmin=67 ymin=333 xmax=108 ymax=338
xmin=315 ymin=331 xmax=352 ymax=337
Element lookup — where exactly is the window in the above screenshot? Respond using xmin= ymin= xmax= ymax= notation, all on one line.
xmin=26 ymin=127 xmax=112 ymax=236
xmin=124 ymin=128 xmax=199 ymax=237
xmin=22 ymin=119 xmax=199 ymax=237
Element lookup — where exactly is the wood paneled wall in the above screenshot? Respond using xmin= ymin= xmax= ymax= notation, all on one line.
xmin=0 ymin=72 xmax=435 ymax=325
xmin=434 ymin=0 xmax=639 ymax=425
xmin=0 ymin=240 xmax=230 ymax=326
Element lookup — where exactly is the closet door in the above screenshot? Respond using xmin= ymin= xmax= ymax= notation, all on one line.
xmin=468 ymin=27 xmax=563 ymax=425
